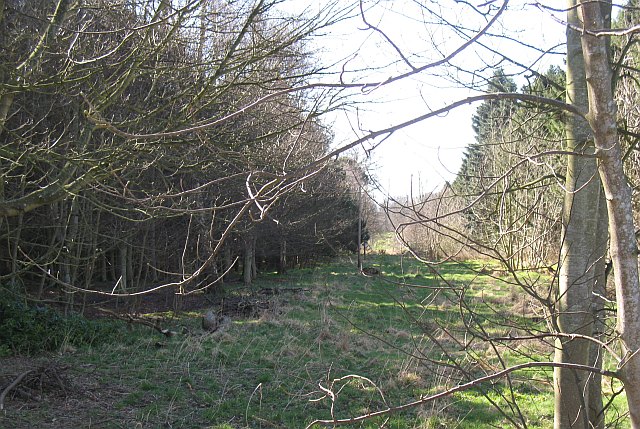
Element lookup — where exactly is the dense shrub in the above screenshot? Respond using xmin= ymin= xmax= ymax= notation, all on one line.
xmin=0 ymin=298 xmax=122 ymax=356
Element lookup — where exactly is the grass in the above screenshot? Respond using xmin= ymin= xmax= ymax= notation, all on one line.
xmin=0 ymin=254 xmax=630 ymax=429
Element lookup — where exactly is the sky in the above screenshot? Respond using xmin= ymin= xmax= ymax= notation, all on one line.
xmin=299 ymin=1 xmax=572 ymax=198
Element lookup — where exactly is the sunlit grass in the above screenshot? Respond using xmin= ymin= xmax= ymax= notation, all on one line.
xmin=3 ymin=254 xmax=629 ymax=428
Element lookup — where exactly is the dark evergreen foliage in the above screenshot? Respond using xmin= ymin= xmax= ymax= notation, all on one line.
xmin=452 ymin=66 xmax=566 ymax=268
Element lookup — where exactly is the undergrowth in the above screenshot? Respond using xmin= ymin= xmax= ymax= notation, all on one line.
xmin=0 ymin=296 xmax=122 ymax=356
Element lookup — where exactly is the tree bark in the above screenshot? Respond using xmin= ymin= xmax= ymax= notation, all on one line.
xmin=588 ymin=190 xmax=608 ymax=429
xmin=251 ymin=234 xmax=257 ymax=280
xmin=279 ymin=238 xmax=287 ymax=274
xmin=554 ymin=2 xmax=602 ymax=427
xmin=587 ymin=5 xmax=612 ymax=427
xmin=223 ymin=245 xmax=232 ymax=283
xmin=243 ymin=232 xmax=254 ymax=286
xmin=118 ymin=241 xmax=128 ymax=292
xmin=8 ymin=212 xmax=23 ymax=289
xmin=579 ymin=2 xmax=640 ymax=426
xmin=357 ymin=187 xmax=363 ymax=271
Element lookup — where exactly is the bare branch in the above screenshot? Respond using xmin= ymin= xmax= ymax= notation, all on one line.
xmin=306 ymin=361 xmax=619 ymax=428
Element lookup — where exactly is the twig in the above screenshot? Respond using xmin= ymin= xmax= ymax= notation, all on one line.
xmin=0 ymin=370 xmax=33 ymax=411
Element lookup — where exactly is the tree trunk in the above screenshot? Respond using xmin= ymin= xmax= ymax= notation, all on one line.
xmin=251 ymin=235 xmax=257 ymax=280
xmin=357 ymin=187 xmax=363 ymax=271
xmin=279 ymin=238 xmax=287 ymax=274
xmin=223 ymin=245 xmax=232 ymax=283
xmin=587 ymin=5 xmax=612 ymax=426
xmin=135 ymin=226 xmax=149 ymax=290
xmin=8 ymin=212 xmax=23 ymax=289
xmin=100 ymin=250 xmax=108 ymax=283
xmin=579 ymin=2 xmax=640 ymax=426
xmin=149 ymin=222 xmax=158 ymax=282
xmin=37 ymin=204 xmax=59 ymax=299
xmin=589 ymin=190 xmax=608 ymax=429
xmin=118 ymin=241 xmax=128 ymax=292
xmin=554 ymin=2 xmax=602 ymax=427
xmin=243 ymin=233 xmax=254 ymax=286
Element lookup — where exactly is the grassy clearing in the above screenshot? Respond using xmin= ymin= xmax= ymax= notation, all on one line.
xmin=0 ymin=255 xmax=629 ymax=428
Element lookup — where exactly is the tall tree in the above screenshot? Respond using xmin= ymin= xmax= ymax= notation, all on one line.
xmin=579 ymin=1 xmax=640 ymax=425
xmin=553 ymin=2 xmax=606 ymax=427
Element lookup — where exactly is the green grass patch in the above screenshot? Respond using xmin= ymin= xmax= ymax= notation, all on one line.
xmin=0 ymin=255 xmax=630 ymax=428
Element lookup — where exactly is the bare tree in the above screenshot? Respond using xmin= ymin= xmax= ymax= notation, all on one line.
xmin=0 ymin=0 xmax=362 ymax=302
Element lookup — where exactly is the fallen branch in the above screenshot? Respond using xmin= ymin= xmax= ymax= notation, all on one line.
xmin=0 ymin=370 xmax=33 ymax=411
xmin=97 ymin=308 xmax=177 ymax=337
xmin=258 ymin=287 xmax=309 ymax=295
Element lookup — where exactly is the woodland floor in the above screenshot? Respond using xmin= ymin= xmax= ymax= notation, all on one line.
xmin=0 ymin=278 xmax=282 ymax=428
xmin=0 ymin=255 xmax=630 ymax=429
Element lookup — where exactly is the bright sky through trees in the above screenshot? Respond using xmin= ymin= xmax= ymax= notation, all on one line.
xmin=300 ymin=1 xmax=573 ymax=197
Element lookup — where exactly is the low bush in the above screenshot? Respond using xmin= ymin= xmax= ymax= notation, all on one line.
xmin=0 ymin=297 xmax=121 ymax=356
